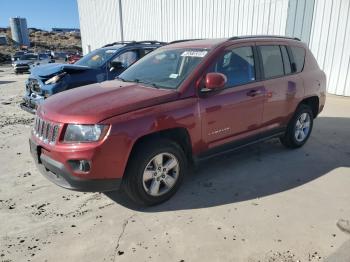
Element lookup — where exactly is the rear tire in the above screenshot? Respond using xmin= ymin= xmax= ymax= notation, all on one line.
xmin=123 ymin=138 xmax=187 ymax=206
xmin=280 ymin=104 xmax=313 ymax=148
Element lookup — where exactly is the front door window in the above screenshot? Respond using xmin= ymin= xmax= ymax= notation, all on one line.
xmin=210 ymin=46 xmax=256 ymax=87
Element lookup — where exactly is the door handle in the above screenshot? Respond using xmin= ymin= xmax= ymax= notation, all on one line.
xmin=246 ymin=90 xmax=262 ymax=97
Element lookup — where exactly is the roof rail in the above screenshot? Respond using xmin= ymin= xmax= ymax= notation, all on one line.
xmin=102 ymin=40 xmax=166 ymax=48
xmin=168 ymin=39 xmax=203 ymax=44
xmin=102 ymin=41 xmax=134 ymax=47
xmin=228 ymin=35 xmax=301 ymax=41
xmin=133 ymin=40 xmax=167 ymax=45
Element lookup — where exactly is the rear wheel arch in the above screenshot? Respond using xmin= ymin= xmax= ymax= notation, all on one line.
xmin=298 ymin=96 xmax=319 ymax=118
xmin=281 ymin=104 xmax=314 ymax=148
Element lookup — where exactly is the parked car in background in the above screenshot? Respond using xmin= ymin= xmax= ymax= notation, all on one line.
xmin=40 ymin=50 xmax=54 ymax=59
xmin=20 ymin=41 xmax=165 ymax=113
xmin=11 ymin=51 xmax=25 ymax=62
xmin=51 ymin=51 xmax=68 ymax=60
xmin=66 ymin=53 xmax=83 ymax=64
xmin=12 ymin=53 xmax=54 ymax=74
xmin=29 ymin=36 xmax=326 ymax=206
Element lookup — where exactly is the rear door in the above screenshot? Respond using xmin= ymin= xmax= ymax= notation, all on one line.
xmin=256 ymin=43 xmax=303 ymax=129
xmin=199 ymin=44 xmax=265 ymax=148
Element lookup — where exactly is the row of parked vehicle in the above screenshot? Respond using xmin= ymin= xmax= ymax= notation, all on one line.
xmin=20 ymin=41 xmax=164 ymax=113
xmin=25 ymin=36 xmax=326 ymax=206
xmin=11 ymin=50 xmax=83 ymax=74
xmin=12 ymin=52 xmax=54 ymax=74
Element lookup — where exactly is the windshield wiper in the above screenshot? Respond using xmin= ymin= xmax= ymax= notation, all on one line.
xmin=132 ymin=78 xmax=161 ymax=89
xmin=116 ymin=77 xmax=162 ymax=88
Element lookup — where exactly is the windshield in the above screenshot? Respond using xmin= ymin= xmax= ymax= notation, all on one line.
xmin=75 ymin=48 xmax=119 ymax=68
xmin=119 ymin=48 xmax=209 ymax=89
xmin=20 ymin=54 xmax=38 ymax=60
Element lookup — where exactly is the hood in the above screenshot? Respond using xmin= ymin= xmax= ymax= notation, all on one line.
xmin=30 ymin=63 xmax=89 ymax=77
xmin=38 ymin=80 xmax=179 ymax=123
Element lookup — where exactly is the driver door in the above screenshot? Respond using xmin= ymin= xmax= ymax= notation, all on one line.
xmin=199 ymin=44 xmax=265 ymax=150
xmin=107 ymin=50 xmax=139 ymax=80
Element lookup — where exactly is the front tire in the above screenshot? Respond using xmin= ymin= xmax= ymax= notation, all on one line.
xmin=123 ymin=138 xmax=187 ymax=206
xmin=280 ymin=104 xmax=314 ymax=148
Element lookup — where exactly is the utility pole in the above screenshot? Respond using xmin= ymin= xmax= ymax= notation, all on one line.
xmin=118 ymin=0 xmax=124 ymax=42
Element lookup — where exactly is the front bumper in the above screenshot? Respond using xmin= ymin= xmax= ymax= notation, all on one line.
xmin=20 ymin=93 xmax=45 ymax=114
xmin=20 ymin=101 xmax=37 ymax=114
xmin=29 ymin=138 xmax=121 ymax=192
xmin=14 ymin=66 xmax=30 ymax=73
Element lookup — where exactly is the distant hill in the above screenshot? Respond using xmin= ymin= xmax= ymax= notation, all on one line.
xmin=0 ymin=28 xmax=82 ymax=63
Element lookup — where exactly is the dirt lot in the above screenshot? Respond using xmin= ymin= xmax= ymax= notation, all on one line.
xmin=0 ymin=65 xmax=349 ymax=262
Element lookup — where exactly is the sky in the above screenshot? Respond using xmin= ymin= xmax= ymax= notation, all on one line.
xmin=0 ymin=0 xmax=80 ymax=30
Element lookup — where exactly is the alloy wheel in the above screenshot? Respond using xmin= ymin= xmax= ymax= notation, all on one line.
xmin=142 ymin=153 xmax=180 ymax=197
xmin=294 ymin=112 xmax=311 ymax=142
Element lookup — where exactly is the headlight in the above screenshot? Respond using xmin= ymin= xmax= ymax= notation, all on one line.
xmin=45 ymin=72 xmax=67 ymax=85
xmin=63 ymin=124 xmax=109 ymax=143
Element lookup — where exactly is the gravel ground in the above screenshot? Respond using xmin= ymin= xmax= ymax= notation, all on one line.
xmin=0 ymin=65 xmax=349 ymax=262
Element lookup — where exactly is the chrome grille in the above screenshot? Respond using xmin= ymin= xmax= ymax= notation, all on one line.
xmin=33 ymin=116 xmax=60 ymax=144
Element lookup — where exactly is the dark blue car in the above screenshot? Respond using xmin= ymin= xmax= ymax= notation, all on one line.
xmin=20 ymin=41 xmax=165 ymax=114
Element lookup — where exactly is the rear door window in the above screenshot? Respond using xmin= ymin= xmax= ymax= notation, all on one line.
xmin=290 ymin=46 xmax=306 ymax=73
xmin=210 ymin=46 xmax=256 ymax=87
xmin=259 ymin=45 xmax=284 ymax=79
xmin=112 ymin=50 xmax=138 ymax=68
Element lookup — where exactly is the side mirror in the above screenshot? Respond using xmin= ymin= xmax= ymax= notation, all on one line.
xmin=110 ymin=61 xmax=125 ymax=71
xmin=202 ymin=72 xmax=227 ymax=92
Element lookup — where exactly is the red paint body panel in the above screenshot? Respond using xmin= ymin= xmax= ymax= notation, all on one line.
xmin=199 ymin=82 xmax=265 ymax=148
xmin=39 ymin=81 xmax=178 ymax=123
xmin=31 ymin=37 xmax=326 ymax=185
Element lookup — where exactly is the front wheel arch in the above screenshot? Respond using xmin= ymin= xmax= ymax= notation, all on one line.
xmin=128 ymin=127 xmax=193 ymax=164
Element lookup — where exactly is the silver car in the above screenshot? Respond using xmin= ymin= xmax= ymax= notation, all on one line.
xmin=13 ymin=53 xmax=53 ymax=74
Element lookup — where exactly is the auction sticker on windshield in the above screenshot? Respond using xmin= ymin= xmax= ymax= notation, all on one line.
xmin=181 ymin=51 xmax=208 ymax=57
xmin=169 ymin=73 xmax=178 ymax=79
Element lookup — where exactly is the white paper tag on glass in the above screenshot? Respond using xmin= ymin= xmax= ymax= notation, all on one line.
xmin=169 ymin=73 xmax=178 ymax=79
xmin=181 ymin=51 xmax=208 ymax=57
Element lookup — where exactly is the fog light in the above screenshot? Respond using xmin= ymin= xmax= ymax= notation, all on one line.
xmin=68 ymin=160 xmax=91 ymax=173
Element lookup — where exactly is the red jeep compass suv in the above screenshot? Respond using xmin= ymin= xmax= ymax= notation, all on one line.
xmin=30 ymin=36 xmax=326 ymax=206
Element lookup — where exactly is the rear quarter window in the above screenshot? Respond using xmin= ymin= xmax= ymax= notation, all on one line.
xmin=290 ymin=46 xmax=306 ymax=73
